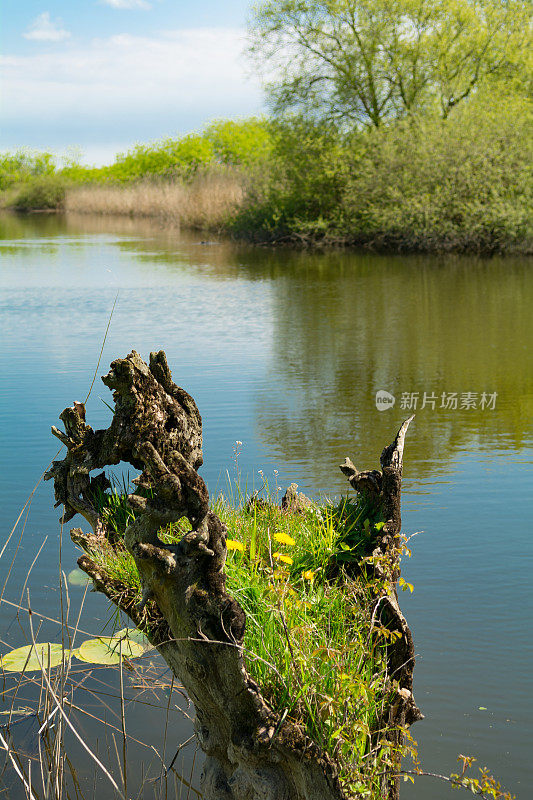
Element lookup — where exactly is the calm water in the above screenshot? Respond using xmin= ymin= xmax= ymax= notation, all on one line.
xmin=1 ymin=212 xmax=532 ymax=798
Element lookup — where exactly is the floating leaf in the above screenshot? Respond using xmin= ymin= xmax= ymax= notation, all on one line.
xmin=113 ymin=628 xmax=154 ymax=652
xmin=67 ymin=568 xmax=91 ymax=587
xmin=73 ymin=637 xmax=144 ymax=665
xmin=0 ymin=643 xmax=68 ymax=673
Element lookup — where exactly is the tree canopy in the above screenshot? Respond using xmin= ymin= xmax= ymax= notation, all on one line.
xmin=249 ymin=0 xmax=532 ymax=127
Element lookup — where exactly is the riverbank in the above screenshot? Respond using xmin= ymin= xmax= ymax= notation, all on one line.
xmin=2 ymin=105 xmax=532 ymax=255
xmin=4 ymin=179 xmax=532 ymax=254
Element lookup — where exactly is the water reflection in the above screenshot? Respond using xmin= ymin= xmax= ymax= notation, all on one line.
xmin=10 ymin=211 xmax=528 ymax=489
xmin=1 ymin=211 xmax=531 ymax=800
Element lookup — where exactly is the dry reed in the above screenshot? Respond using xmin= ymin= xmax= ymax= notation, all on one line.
xmin=64 ymin=170 xmax=245 ymax=230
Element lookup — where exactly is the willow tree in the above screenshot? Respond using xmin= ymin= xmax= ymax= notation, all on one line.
xmin=249 ymin=0 xmax=531 ymax=126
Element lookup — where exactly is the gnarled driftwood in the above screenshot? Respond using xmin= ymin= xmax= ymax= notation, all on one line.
xmin=46 ymin=350 xmax=421 ymax=800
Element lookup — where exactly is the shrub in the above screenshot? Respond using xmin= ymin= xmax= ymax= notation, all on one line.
xmin=233 ymin=116 xmax=353 ymax=239
xmin=9 ymin=175 xmax=66 ymax=211
xmin=234 ymin=94 xmax=533 ymax=252
xmin=107 ymin=134 xmax=216 ymax=181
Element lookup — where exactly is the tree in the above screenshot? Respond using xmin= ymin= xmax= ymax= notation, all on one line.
xmin=249 ymin=0 xmax=532 ymax=127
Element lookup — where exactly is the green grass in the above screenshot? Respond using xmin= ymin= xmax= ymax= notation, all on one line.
xmin=211 ymin=497 xmax=397 ymax=796
xmin=84 ymin=483 xmax=403 ymax=797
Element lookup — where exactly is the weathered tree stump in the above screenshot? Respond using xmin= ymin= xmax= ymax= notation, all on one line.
xmin=45 ymin=350 xmax=421 ymax=800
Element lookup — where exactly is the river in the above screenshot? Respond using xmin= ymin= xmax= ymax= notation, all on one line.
xmin=1 ymin=211 xmax=531 ymax=799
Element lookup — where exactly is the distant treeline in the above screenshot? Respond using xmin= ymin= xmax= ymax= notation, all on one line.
xmin=1 ymin=101 xmax=531 ymax=253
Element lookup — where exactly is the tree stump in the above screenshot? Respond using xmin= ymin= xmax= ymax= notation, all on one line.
xmin=46 ymin=350 xmax=421 ymax=800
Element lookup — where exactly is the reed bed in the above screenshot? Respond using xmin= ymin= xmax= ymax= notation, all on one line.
xmin=64 ymin=171 xmax=245 ymax=230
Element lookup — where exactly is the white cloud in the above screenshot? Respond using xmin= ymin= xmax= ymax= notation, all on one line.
xmin=101 ymin=0 xmax=152 ymax=8
xmin=23 ymin=12 xmax=71 ymax=42
xmin=1 ymin=29 xmax=264 ymax=152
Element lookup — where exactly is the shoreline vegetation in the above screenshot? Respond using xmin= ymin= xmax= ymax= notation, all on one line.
xmin=2 ymin=0 xmax=532 ymax=256
xmin=1 ymin=106 xmax=531 ymax=254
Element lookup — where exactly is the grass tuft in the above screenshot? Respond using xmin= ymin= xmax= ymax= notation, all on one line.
xmin=89 ymin=482 xmax=403 ymax=796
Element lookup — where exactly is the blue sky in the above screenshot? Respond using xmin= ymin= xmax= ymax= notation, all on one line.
xmin=1 ymin=1 xmax=265 ymax=164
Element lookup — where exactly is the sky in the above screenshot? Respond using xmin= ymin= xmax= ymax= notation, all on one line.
xmin=0 ymin=1 xmax=265 ymax=164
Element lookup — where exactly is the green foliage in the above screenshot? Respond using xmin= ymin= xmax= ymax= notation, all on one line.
xmin=233 ymin=117 xmax=352 ymax=238
xmin=8 ymin=175 xmax=66 ymax=211
xmin=204 ymin=117 xmax=272 ymax=166
xmin=98 ymin=118 xmax=272 ymax=182
xmin=235 ymin=95 xmax=533 ymax=252
xmin=250 ymin=0 xmax=532 ymax=127
xmin=0 ymin=150 xmax=56 ymax=190
xmin=107 ymin=134 xmax=216 ymax=181
xmin=338 ymin=95 xmax=533 ymax=251
xmin=60 ymin=163 xmax=103 ymax=184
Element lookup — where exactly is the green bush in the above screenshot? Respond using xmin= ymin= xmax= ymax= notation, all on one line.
xmin=9 ymin=175 xmax=66 ymax=211
xmin=102 ymin=118 xmax=272 ymax=182
xmin=338 ymin=94 xmax=533 ymax=251
xmin=107 ymin=133 xmax=216 ymax=181
xmin=234 ymin=94 xmax=533 ymax=252
xmin=233 ymin=117 xmax=353 ymax=239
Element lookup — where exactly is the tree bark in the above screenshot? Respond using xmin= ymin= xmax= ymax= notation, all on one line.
xmin=46 ymin=350 xmax=421 ymax=800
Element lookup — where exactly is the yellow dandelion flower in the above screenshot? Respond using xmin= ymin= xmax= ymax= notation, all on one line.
xmin=226 ymin=539 xmax=244 ymax=552
xmin=302 ymin=570 xmax=315 ymax=581
xmin=274 ymin=532 xmax=296 ymax=546
xmin=273 ymin=552 xmax=293 ymax=565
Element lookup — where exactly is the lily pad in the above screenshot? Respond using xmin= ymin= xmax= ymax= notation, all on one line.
xmin=73 ymin=636 xmax=144 ymax=665
xmin=0 ymin=643 xmax=69 ymax=673
xmin=67 ymin=568 xmax=91 ymax=587
xmin=114 ymin=627 xmax=154 ymax=652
